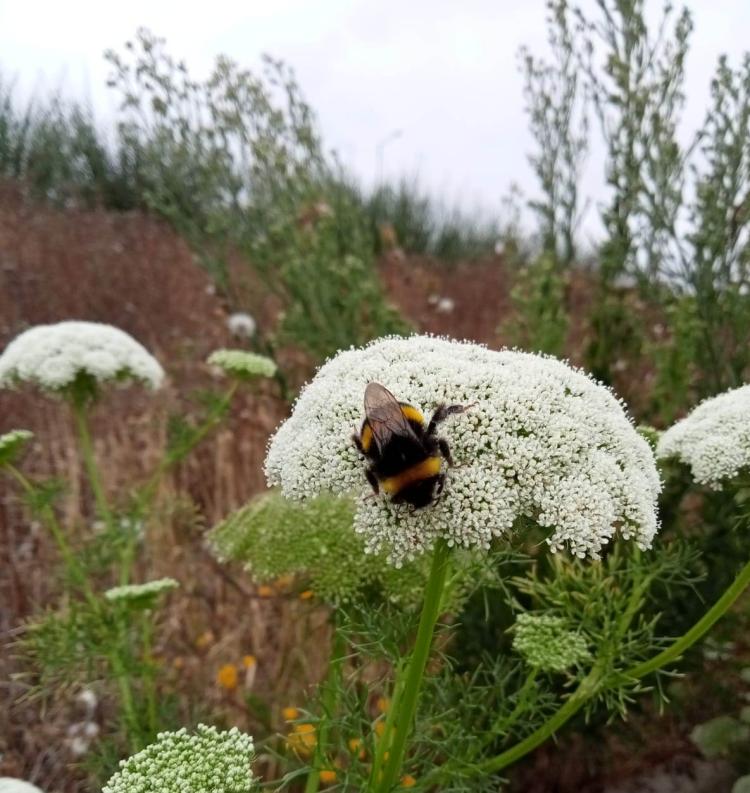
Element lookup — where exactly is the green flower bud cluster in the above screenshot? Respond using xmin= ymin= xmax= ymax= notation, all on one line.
xmin=512 ymin=612 xmax=591 ymax=673
xmin=103 ymin=724 xmax=256 ymax=793
xmin=207 ymin=349 xmax=277 ymax=380
xmin=104 ymin=578 xmax=179 ymax=610
xmin=211 ymin=490 xmax=488 ymax=609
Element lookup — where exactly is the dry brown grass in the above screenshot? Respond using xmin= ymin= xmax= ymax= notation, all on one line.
xmin=0 ymin=183 xmax=332 ymax=790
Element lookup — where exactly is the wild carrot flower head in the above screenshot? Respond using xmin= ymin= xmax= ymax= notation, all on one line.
xmin=265 ymin=336 xmax=660 ymax=565
xmin=0 ymin=430 xmax=33 ymax=466
xmin=102 ymin=724 xmax=256 ymax=793
xmin=208 ymin=349 xmax=277 ymax=380
xmin=0 ymin=321 xmax=164 ymax=395
xmin=512 ymin=612 xmax=591 ymax=673
xmin=0 ymin=780 xmax=46 ymax=793
xmin=657 ymin=384 xmax=750 ymax=488
xmin=104 ymin=578 xmax=179 ymax=610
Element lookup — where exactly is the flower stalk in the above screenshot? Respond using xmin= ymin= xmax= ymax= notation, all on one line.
xmin=373 ymin=539 xmax=451 ymax=792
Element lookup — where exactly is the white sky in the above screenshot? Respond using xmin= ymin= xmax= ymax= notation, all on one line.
xmin=1 ymin=0 xmax=749 ymax=237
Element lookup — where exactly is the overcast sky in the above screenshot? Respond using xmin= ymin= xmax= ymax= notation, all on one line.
xmin=2 ymin=0 xmax=749 ymax=237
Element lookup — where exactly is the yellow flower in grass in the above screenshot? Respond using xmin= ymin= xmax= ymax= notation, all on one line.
xmin=216 ymin=663 xmax=239 ymax=691
xmin=257 ymin=584 xmax=274 ymax=598
xmin=376 ymin=696 xmax=390 ymax=714
xmin=242 ymin=655 xmax=257 ymax=669
xmin=287 ymin=723 xmax=316 ymax=755
xmin=348 ymin=737 xmax=366 ymax=759
xmin=282 ymin=706 xmax=301 ymax=721
xmin=299 ymin=589 xmax=314 ymax=601
xmin=401 ymin=774 xmax=417 ymax=788
xmin=319 ymin=769 xmax=337 ymax=785
xmin=374 ymin=720 xmax=386 ymax=738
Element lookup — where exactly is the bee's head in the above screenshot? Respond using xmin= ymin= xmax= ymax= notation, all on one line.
xmin=395 ymin=475 xmax=443 ymax=510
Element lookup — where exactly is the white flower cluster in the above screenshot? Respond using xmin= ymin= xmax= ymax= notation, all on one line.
xmin=657 ymin=384 xmax=750 ymax=488
xmin=208 ymin=349 xmax=277 ymax=380
xmin=227 ymin=312 xmax=257 ymax=339
xmin=0 ymin=321 xmax=164 ymax=393
xmin=0 ymin=429 xmax=33 ymax=466
xmin=265 ymin=336 xmax=660 ymax=565
xmin=104 ymin=578 xmax=179 ymax=608
xmin=512 ymin=612 xmax=591 ymax=673
xmin=103 ymin=725 xmax=256 ymax=793
xmin=0 ymin=780 xmax=45 ymax=793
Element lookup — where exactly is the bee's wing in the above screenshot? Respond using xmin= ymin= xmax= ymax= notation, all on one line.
xmin=364 ymin=382 xmax=418 ymax=450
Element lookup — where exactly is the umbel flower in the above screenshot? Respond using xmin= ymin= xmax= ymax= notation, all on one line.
xmin=657 ymin=384 xmax=750 ymax=488
xmin=211 ymin=490 xmax=493 ymax=608
xmin=0 ymin=780 xmax=45 ymax=793
xmin=102 ymin=724 xmax=256 ymax=793
xmin=512 ymin=612 xmax=592 ymax=673
xmin=266 ymin=336 xmax=660 ymax=565
xmin=208 ymin=349 xmax=277 ymax=380
xmin=104 ymin=578 xmax=179 ymax=610
xmin=0 ymin=321 xmax=164 ymax=394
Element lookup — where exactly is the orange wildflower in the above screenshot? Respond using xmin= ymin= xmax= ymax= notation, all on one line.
xmin=348 ymin=737 xmax=366 ymax=759
xmin=257 ymin=584 xmax=274 ymax=598
xmin=287 ymin=722 xmax=316 ymax=755
xmin=318 ymin=769 xmax=337 ymax=784
xmin=242 ymin=655 xmax=257 ymax=668
xmin=376 ymin=696 xmax=390 ymax=714
xmin=216 ymin=663 xmax=239 ymax=690
xmin=299 ymin=589 xmax=314 ymax=600
xmin=401 ymin=775 xmax=417 ymax=788
xmin=282 ymin=706 xmax=301 ymax=721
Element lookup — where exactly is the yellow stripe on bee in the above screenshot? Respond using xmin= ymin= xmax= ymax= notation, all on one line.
xmin=382 ymin=456 xmax=441 ymax=495
xmin=400 ymin=404 xmax=425 ymax=425
xmin=361 ymin=423 xmax=373 ymax=452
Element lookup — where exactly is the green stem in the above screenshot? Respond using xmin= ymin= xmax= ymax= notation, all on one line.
xmin=72 ymin=398 xmax=114 ymax=531
xmin=6 ymin=465 xmax=99 ymax=608
xmin=478 ymin=667 xmax=602 ymax=776
xmin=374 ymin=539 xmax=451 ymax=793
xmin=305 ymin=623 xmax=347 ymax=793
xmin=108 ymin=640 xmax=142 ymax=753
xmin=142 ymin=611 xmax=158 ymax=740
xmin=369 ymin=659 xmax=407 ymax=789
xmin=6 ymin=464 xmax=142 ymax=750
xmin=624 ymin=555 xmax=750 ymax=680
xmin=459 ymin=554 xmax=750 ymax=782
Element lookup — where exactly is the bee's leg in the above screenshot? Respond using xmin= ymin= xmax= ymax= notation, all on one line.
xmin=435 ymin=473 xmax=446 ymax=497
xmin=352 ymin=431 xmax=365 ymax=455
xmin=437 ymin=437 xmax=455 ymax=467
xmin=427 ymin=403 xmax=475 ymax=436
xmin=365 ymin=467 xmax=380 ymax=495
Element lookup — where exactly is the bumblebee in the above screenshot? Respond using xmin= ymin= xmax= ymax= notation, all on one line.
xmin=352 ymin=381 xmax=471 ymax=509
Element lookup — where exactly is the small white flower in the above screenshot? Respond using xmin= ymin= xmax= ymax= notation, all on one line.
xmin=0 ymin=781 xmax=45 ymax=793
xmin=0 ymin=322 xmax=164 ymax=394
xmin=265 ymin=336 xmax=660 ymax=565
xmin=208 ymin=349 xmax=277 ymax=380
xmin=227 ymin=312 xmax=257 ymax=339
xmin=102 ymin=724 xmax=256 ymax=793
xmin=104 ymin=578 xmax=179 ymax=608
xmin=77 ymin=687 xmax=98 ymax=716
xmin=435 ymin=297 xmax=456 ymax=314
xmin=657 ymin=384 xmax=750 ymax=488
